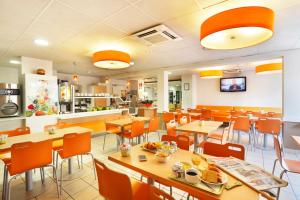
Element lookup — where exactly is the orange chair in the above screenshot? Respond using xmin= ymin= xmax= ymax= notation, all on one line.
xmin=200 ymin=109 xmax=212 ymax=120
xmin=56 ymin=132 xmax=95 ymax=192
xmin=123 ymin=121 xmax=145 ymax=145
xmin=202 ymin=141 xmax=245 ymax=160
xmin=166 ymin=120 xmax=177 ymax=137
xmin=230 ymin=110 xmax=246 ymax=117
xmin=176 ymin=135 xmax=190 ymax=151
xmin=103 ymin=124 xmax=121 ymax=150
xmin=94 ymin=159 xmax=174 ymax=200
xmin=162 ymin=112 xmax=175 ymax=130
xmin=255 ymin=119 xmax=282 ymax=148
xmin=272 ymin=136 xmax=300 ymax=199
xmin=232 ymin=116 xmax=253 ymax=147
xmin=144 ymin=117 xmax=160 ymax=141
xmin=2 ymin=140 xmax=59 ymax=200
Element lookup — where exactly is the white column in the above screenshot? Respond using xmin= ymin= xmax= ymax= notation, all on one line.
xmin=181 ymin=74 xmax=198 ymax=110
xmin=157 ymin=71 xmax=169 ymax=113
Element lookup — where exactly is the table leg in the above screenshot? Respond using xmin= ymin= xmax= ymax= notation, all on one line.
xmin=193 ymin=134 xmax=199 ymax=153
xmin=263 ymin=134 xmax=267 ymax=148
xmin=25 ymin=170 xmax=33 ymax=191
xmin=68 ymin=158 xmax=73 ymax=174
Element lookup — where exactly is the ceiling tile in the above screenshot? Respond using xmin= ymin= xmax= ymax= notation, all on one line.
xmin=105 ymin=5 xmax=157 ymax=34
xmin=58 ymin=0 xmax=129 ymax=19
xmin=136 ymin=0 xmax=199 ymax=21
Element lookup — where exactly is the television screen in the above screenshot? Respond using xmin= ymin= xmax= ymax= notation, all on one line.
xmin=220 ymin=77 xmax=246 ymax=92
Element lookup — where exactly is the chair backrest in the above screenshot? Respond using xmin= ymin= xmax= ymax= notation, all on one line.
xmin=94 ymin=159 xmax=133 ymax=200
xmin=148 ymin=117 xmax=159 ymax=133
xmin=161 ymin=135 xmax=176 ymax=142
xmin=44 ymin=122 xmax=67 ymax=132
xmin=166 ymin=120 xmax=176 ymax=137
xmin=230 ymin=110 xmax=246 ymax=117
xmin=273 ymin=135 xmax=283 ymax=165
xmin=0 ymin=127 xmax=31 ymax=137
xmin=176 ymin=135 xmax=190 ymax=150
xmin=61 ymin=132 xmax=91 ymax=158
xmin=256 ymin=119 xmax=281 ymax=135
xmin=131 ymin=120 xmax=145 ymax=137
xmin=10 ymin=140 xmax=52 ymax=175
xmin=201 ymin=109 xmax=212 ymax=120
xmin=202 ymin=142 xmax=245 ymax=160
xmin=162 ymin=112 xmax=175 ymax=123
xmin=232 ymin=116 xmax=250 ymax=132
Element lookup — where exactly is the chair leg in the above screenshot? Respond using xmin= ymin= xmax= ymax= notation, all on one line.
xmin=81 ymin=155 xmax=83 ymax=169
xmin=49 ymin=164 xmax=60 ymax=198
xmin=169 ymin=186 xmax=172 ymax=196
xmin=103 ymin=133 xmax=107 ymax=151
xmin=87 ymin=153 xmax=97 ymax=180
xmin=52 ymin=151 xmax=55 ymax=178
xmin=55 ymin=152 xmax=59 ymax=171
xmin=40 ymin=168 xmax=45 ymax=184
xmin=60 ymin=160 xmax=65 ymax=194
xmin=6 ymin=176 xmax=16 ymax=200
xmin=2 ymin=165 xmax=8 ymax=200
xmin=77 ymin=155 xmax=81 ymax=169
xmin=277 ymin=170 xmax=286 ymax=200
xmin=272 ymin=159 xmax=278 ymax=174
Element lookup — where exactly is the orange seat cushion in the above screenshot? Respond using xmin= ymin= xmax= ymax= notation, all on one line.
xmin=107 ymin=127 xmax=121 ymax=134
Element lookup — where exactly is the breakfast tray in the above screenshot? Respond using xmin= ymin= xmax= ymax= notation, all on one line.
xmin=169 ymin=174 xmax=225 ymax=195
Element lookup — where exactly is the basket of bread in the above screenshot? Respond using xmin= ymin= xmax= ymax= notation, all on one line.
xmin=200 ymin=164 xmax=228 ymax=186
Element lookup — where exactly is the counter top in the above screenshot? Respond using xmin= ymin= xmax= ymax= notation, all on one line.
xmin=58 ymin=109 xmax=128 ymax=120
xmin=0 ymin=116 xmax=26 ymax=122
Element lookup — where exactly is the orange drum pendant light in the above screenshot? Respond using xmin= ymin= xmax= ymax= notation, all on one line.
xmin=256 ymin=63 xmax=282 ymax=74
xmin=200 ymin=6 xmax=274 ymax=49
xmin=199 ymin=70 xmax=223 ymax=79
xmin=92 ymin=50 xmax=131 ymax=69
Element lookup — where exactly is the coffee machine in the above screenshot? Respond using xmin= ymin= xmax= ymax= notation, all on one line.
xmin=58 ymin=81 xmax=73 ymax=114
xmin=0 ymin=83 xmax=22 ymax=117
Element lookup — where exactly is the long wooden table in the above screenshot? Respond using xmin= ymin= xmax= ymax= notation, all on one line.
xmin=0 ymin=126 xmax=92 ymax=190
xmin=108 ymin=145 xmax=262 ymax=200
xmin=176 ymin=120 xmax=223 ymax=153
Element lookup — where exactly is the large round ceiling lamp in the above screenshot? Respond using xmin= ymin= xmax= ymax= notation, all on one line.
xmin=92 ymin=50 xmax=131 ymax=69
xmin=199 ymin=70 xmax=223 ymax=79
xmin=256 ymin=63 xmax=282 ymax=74
xmin=200 ymin=6 xmax=274 ymax=50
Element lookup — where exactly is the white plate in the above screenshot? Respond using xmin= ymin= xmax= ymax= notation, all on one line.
xmin=200 ymin=173 xmax=228 ymax=186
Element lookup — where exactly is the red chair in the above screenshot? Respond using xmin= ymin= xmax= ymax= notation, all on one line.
xmin=201 ymin=109 xmax=212 ymax=120
xmin=202 ymin=141 xmax=245 ymax=160
xmin=56 ymin=132 xmax=95 ymax=192
xmin=232 ymin=116 xmax=253 ymax=147
xmin=2 ymin=140 xmax=59 ymax=200
xmin=144 ymin=117 xmax=160 ymax=141
xmin=162 ymin=112 xmax=175 ymax=124
xmin=272 ymin=136 xmax=300 ymax=199
xmin=256 ymin=118 xmax=281 ymax=148
xmin=176 ymin=135 xmax=190 ymax=151
xmin=123 ymin=121 xmax=145 ymax=145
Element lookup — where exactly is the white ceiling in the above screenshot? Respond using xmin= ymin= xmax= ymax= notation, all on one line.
xmin=1 ymin=0 xmax=300 ymax=77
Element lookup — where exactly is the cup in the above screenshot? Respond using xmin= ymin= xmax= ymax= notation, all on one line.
xmin=185 ymin=168 xmax=200 ymax=184
xmin=0 ymin=134 xmax=8 ymax=144
xmin=120 ymin=143 xmax=131 ymax=157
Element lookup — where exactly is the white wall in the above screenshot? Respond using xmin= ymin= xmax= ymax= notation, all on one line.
xmin=57 ymin=73 xmax=100 ymax=93
xmin=21 ymin=56 xmax=53 ymax=75
xmin=0 ymin=66 xmax=20 ymax=84
xmin=196 ymin=70 xmax=282 ymax=108
xmin=182 ymin=74 xmax=197 ymax=110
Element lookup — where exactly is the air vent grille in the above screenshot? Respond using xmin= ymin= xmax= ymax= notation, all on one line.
xmin=132 ymin=25 xmax=182 ymax=45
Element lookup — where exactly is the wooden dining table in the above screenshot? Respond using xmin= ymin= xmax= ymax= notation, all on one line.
xmin=106 ymin=116 xmax=150 ymax=145
xmin=176 ymin=120 xmax=223 ymax=153
xmin=108 ymin=145 xmax=267 ymax=200
xmin=0 ymin=126 xmax=92 ymax=191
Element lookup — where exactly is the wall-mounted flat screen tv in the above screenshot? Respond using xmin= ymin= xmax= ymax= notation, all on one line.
xmin=220 ymin=77 xmax=246 ymax=92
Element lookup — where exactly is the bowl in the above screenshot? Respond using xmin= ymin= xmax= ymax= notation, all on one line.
xmin=0 ymin=134 xmax=8 ymax=144
xmin=185 ymin=168 xmax=200 ymax=184
xmin=155 ymin=152 xmax=170 ymax=163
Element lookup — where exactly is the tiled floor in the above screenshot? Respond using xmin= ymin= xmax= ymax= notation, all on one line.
xmin=0 ymin=131 xmax=299 ymax=200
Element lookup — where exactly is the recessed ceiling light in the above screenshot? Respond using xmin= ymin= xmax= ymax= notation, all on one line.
xmin=34 ymin=39 xmax=49 ymax=46
xmin=9 ymin=60 xmax=20 ymax=64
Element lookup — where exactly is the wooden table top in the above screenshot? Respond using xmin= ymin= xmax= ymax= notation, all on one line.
xmin=0 ymin=126 xmax=92 ymax=152
xmin=176 ymin=120 xmax=223 ymax=134
xmin=105 ymin=116 xmax=150 ymax=127
xmin=292 ymin=136 xmax=300 ymax=146
xmin=108 ymin=145 xmax=260 ymax=200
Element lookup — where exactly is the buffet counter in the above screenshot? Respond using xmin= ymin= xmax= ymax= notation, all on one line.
xmin=58 ymin=109 xmax=129 ymax=120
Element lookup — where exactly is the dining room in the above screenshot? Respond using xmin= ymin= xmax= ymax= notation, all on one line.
xmin=1 ymin=0 xmax=300 ymax=200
